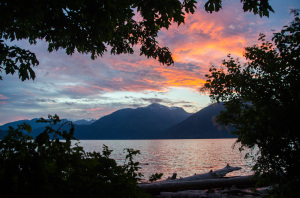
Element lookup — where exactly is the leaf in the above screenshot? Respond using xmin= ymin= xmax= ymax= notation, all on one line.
xmin=35 ymin=131 xmax=49 ymax=146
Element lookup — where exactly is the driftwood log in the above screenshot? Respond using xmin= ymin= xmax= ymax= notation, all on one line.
xmin=157 ymin=187 xmax=266 ymax=198
xmin=139 ymin=176 xmax=256 ymax=195
xmin=166 ymin=164 xmax=241 ymax=181
xmin=138 ymin=164 xmax=257 ymax=195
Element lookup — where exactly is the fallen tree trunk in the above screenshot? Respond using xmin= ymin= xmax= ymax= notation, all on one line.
xmin=158 ymin=187 xmax=265 ymax=198
xmin=167 ymin=164 xmax=241 ymax=181
xmin=139 ymin=175 xmax=257 ymax=195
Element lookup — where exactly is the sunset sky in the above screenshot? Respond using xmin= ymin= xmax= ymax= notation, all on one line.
xmin=1 ymin=0 xmax=299 ymax=125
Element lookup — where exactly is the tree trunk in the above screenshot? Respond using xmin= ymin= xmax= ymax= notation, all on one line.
xmin=139 ymin=175 xmax=257 ymax=195
xmin=166 ymin=164 xmax=242 ymax=182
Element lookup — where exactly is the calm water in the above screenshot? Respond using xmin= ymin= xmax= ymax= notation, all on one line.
xmin=78 ymin=139 xmax=254 ymax=181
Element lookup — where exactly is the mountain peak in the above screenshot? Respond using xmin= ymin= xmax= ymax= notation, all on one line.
xmin=147 ymin=103 xmax=168 ymax=108
xmin=144 ymin=103 xmax=183 ymax=111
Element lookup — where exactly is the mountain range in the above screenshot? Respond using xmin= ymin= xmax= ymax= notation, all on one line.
xmin=74 ymin=103 xmax=192 ymax=139
xmin=0 ymin=118 xmax=96 ymax=131
xmin=161 ymin=103 xmax=235 ymax=139
xmin=0 ymin=103 xmax=237 ymax=139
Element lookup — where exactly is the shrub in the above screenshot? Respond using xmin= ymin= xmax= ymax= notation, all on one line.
xmin=0 ymin=115 xmax=150 ymax=198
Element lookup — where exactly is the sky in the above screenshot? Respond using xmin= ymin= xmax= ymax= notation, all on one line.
xmin=1 ymin=0 xmax=299 ymax=125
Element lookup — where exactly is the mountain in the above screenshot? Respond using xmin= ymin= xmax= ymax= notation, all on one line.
xmin=0 ymin=118 xmax=50 ymax=131
xmin=0 ymin=118 xmax=96 ymax=139
xmin=1 ymin=103 xmax=237 ymax=140
xmin=0 ymin=118 xmax=96 ymax=131
xmin=74 ymin=103 xmax=192 ymax=139
xmin=160 ymin=103 xmax=237 ymax=139
xmin=73 ymin=119 xmax=96 ymax=125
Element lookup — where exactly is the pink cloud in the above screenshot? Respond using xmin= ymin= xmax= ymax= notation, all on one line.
xmin=158 ymin=1 xmax=262 ymax=66
xmin=0 ymin=115 xmax=29 ymax=126
xmin=62 ymin=85 xmax=106 ymax=96
xmin=88 ymin=107 xmax=104 ymax=112
xmin=0 ymin=94 xmax=8 ymax=100
xmin=21 ymin=89 xmax=37 ymax=96
xmin=112 ymin=77 xmax=123 ymax=82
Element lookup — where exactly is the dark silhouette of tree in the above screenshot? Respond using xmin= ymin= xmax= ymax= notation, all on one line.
xmin=0 ymin=0 xmax=273 ymax=81
xmin=201 ymin=10 xmax=300 ymax=197
xmin=0 ymin=115 xmax=150 ymax=198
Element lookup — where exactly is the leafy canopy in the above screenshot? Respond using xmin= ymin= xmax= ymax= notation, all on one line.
xmin=0 ymin=114 xmax=150 ymax=198
xmin=201 ymin=10 xmax=300 ymax=196
xmin=0 ymin=0 xmax=274 ymax=81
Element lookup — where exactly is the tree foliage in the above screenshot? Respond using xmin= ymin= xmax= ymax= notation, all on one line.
xmin=205 ymin=0 xmax=273 ymax=17
xmin=0 ymin=0 xmax=273 ymax=81
xmin=201 ymin=11 xmax=300 ymax=197
xmin=0 ymin=115 xmax=150 ymax=198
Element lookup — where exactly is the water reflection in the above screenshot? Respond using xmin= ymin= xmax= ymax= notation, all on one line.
xmin=78 ymin=139 xmax=254 ymax=180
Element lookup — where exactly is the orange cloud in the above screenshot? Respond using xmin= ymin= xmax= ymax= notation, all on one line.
xmin=158 ymin=2 xmax=258 ymax=71
xmin=153 ymin=67 xmax=206 ymax=88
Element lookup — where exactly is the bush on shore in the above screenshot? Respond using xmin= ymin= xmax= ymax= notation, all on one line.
xmin=0 ymin=115 xmax=150 ymax=198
